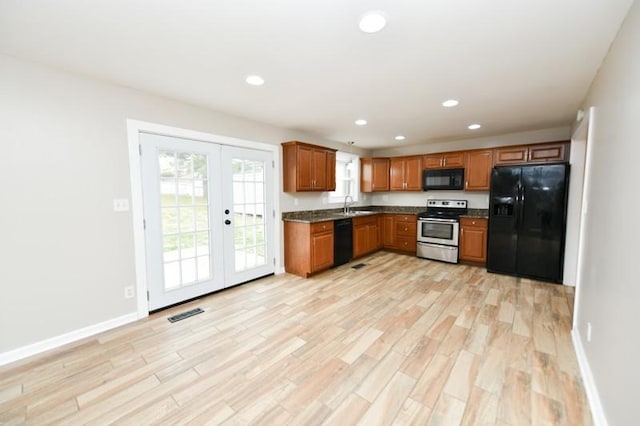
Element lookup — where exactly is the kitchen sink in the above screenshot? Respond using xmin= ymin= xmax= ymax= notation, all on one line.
xmin=336 ymin=210 xmax=374 ymax=216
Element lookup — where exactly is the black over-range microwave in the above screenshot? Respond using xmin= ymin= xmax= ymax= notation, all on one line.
xmin=422 ymin=168 xmax=465 ymax=190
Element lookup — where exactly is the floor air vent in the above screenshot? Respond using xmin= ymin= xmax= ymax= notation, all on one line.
xmin=351 ymin=263 xmax=367 ymax=269
xmin=167 ymin=308 xmax=204 ymax=323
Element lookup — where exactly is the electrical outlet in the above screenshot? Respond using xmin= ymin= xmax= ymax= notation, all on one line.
xmin=382 ymin=195 xmax=389 ymax=201
xmin=124 ymin=286 xmax=135 ymax=299
xmin=587 ymin=322 xmax=592 ymax=342
xmin=293 ymin=198 xmax=299 ymax=206
xmin=113 ymin=198 xmax=130 ymax=212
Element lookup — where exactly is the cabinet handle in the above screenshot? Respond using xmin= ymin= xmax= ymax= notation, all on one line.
xmin=440 ymin=158 xmax=443 ymax=167
xmin=443 ymin=158 xmax=447 ymax=166
xmin=472 ymin=221 xmax=476 ymax=225
xmin=465 ymin=180 xmax=468 ymax=189
xmin=404 ymin=227 xmax=408 ymax=231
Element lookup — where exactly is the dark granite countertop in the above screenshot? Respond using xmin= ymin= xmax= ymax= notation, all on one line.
xmin=460 ymin=209 xmax=489 ymax=219
xmin=282 ymin=205 xmax=424 ymax=223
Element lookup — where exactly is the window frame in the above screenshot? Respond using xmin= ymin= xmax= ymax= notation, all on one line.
xmin=328 ymin=151 xmax=359 ymax=204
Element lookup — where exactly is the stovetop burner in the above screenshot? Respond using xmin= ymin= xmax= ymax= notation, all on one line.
xmin=417 ymin=199 xmax=468 ymax=220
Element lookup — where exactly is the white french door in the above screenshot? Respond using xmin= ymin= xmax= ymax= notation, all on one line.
xmin=140 ymin=133 xmax=274 ymax=310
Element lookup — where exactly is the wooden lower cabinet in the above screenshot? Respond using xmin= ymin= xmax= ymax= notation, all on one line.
xmin=284 ymin=220 xmax=334 ymax=277
xmin=353 ymin=215 xmax=381 ymax=258
xmin=383 ymin=214 xmax=417 ymax=254
xmin=459 ymin=217 xmax=488 ymax=264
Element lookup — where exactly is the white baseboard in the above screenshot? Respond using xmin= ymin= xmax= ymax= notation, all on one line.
xmin=0 ymin=312 xmax=138 ymax=367
xmin=572 ymin=328 xmax=608 ymax=426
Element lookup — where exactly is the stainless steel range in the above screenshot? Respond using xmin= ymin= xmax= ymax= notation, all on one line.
xmin=416 ymin=199 xmax=467 ymax=263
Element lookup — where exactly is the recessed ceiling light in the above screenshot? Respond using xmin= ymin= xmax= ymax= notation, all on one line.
xmin=245 ymin=75 xmax=264 ymax=86
xmin=395 ymin=135 xmax=406 ymax=141
xmin=442 ymin=99 xmax=459 ymax=108
xmin=359 ymin=11 xmax=387 ymax=33
xmin=468 ymin=124 xmax=482 ymax=130
xmin=355 ymin=119 xmax=367 ymax=126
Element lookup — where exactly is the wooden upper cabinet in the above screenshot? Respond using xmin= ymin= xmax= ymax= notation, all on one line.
xmin=424 ymin=152 xmax=465 ymax=169
xmin=465 ymin=149 xmax=493 ymax=191
xmin=494 ymin=141 xmax=570 ymax=166
xmin=325 ymin=150 xmax=336 ymax=191
xmin=282 ymin=141 xmax=337 ymax=192
xmin=361 ymin=158 xmax=390 ymax=192
xmin=389 ymin=156 xmax=422 ymax=191
xmin=527 ymin=142 xmax=569 ymax=163
xmin=493 ymin=146 xmax=528 ymax=166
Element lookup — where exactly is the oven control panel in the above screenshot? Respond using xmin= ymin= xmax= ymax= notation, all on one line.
xmin=427 ymin=199 xmax=467 ymax=209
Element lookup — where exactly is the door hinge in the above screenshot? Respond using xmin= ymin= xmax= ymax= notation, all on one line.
xmin=273 ymin=209 xmax=275 ymax=218
xmin=273 ymin=257 xmax=276 ymax=265
xmin=272 ymin=160 xmax=275 ymax=168
xmin=146 ymin=291 xmax=149 ymax=301
xmin=143 ymin=219 xmax=146 ymax=230
xmin=138 ymin=144 xmax=142 ymax=156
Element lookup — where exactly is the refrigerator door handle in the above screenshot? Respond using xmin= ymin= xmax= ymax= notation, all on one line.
xmin=519 ymin=185 xmax=526 ymax=228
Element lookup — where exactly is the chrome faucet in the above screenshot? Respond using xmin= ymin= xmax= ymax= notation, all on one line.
xmin=343 ymin=195 xmax=353 ymax=214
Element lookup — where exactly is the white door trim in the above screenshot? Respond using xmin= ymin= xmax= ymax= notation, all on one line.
xmin=126 ymin=119 xmax=281 ymax=319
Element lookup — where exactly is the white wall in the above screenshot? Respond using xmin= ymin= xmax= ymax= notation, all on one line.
xmin=573 ymin=2 xmax=640 ymax=424
xmin=0 ymin=54 xmax=363 ymax=355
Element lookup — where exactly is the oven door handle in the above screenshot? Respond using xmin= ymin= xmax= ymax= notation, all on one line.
xmin=419 ymin=218 xmax=458 ymax=223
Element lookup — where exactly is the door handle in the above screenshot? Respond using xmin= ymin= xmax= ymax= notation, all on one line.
xmin=224 ymin=219 xmax=232 ymax=225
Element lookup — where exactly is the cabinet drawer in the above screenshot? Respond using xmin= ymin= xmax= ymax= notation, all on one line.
xmin=310 ymin=221 xmax=334 ymax=234
xmin=395 ymin=236 xmax=416 ymax=252
xmin=395 ymin=221 xmax=416 ymax=236
xmin=460 ymin=217 xmax=487 ymax=228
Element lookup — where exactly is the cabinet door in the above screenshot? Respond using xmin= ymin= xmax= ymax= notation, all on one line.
xmin=404 ymin=156 xmax=423 ymax=190
xmin=443 ymin=152 xmax=465 ymax=168
xmin=423 ymin=154 xmax=443 ymax=169
xmin=460 ymin=218 xmax=488 ymax=263
xmin=311 ymin=231 xmax=334 ymax=271
xmin=326 ymin=150 xmax=336 ymax=191
xmin=465 ymin=150 xmax=493 ymax=191
xmin=389 ymin=158 xmax=405 ymax=191
xmin=383 ymin=215 xmax=395 ymax=248
xmin=312 ymin=149 xmax=328 ymax=190
xmin=372 ymin=158 xmax=390 ymax=191
xmin=528 ymin=143 xmax=568 ymax=163
xmin=296 ymin=145 xmax=314 ymax=190
xmin=368 ymin=223 xmax=380 ymax=251
xmin=353 ymin=225 xmax=369 ymax=258
xmin=494 ymin=146 xmax=528 ymax=166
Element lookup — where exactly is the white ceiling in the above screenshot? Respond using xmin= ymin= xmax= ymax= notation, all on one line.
xmin=0 ymin=0 xmax=633 ymax=149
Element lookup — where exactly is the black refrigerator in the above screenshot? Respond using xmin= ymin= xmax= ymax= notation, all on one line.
xmin=487 ymin=164 xmax=570 ymax=283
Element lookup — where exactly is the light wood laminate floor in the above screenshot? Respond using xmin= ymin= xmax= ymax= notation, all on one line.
xmin=0 ymin=251 xmax=590 ymax=425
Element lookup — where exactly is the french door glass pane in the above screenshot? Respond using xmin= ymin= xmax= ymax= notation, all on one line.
xmin=158 ymin=150 xmax=211 ymax=290
xmin=231 ymin=158 xmax=267 ymax=273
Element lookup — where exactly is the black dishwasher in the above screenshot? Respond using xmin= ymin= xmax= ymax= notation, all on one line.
xmin=333 ymin=218 xmax=353 ymax=267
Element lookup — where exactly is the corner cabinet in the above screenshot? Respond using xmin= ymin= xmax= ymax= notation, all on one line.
xmin=282 ymin=141 xmax=337 ymax=192
xmin=361 ymin=158 xmax=390 ymax=192
xmin=464 ymin=149 xmax=493 ymax=191
xmin=353 ymin=215 xmax=381 ymax=258
xmin=390 ymin=156 xmax=422 ymax=191
xmin=459 ymin=217 xmax=488 ymax=264
xmin=284 ymin=220 xmax=334 ymax=277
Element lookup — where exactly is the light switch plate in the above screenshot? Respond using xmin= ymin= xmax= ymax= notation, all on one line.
xmin=113 ymin=198 xmax=130 ymax=212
